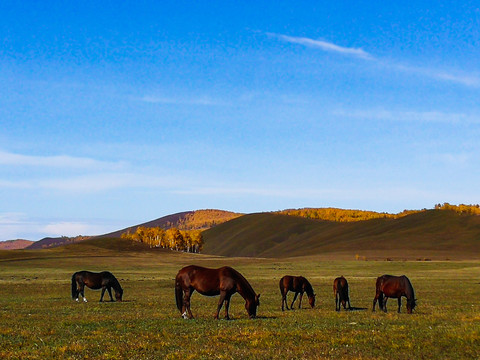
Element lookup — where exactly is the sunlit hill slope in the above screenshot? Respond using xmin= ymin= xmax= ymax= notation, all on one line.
xmin=202 ymin=210 xmax=480 ymax=260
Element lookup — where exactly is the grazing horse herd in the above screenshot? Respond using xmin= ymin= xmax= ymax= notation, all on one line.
xmin=72 ymin=266 xmax=416 ymax=318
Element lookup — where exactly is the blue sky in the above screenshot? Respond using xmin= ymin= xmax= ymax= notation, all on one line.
xmin=1 ymin=1 xmax=480 ymax=240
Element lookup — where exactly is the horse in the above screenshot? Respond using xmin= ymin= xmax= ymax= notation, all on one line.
xmin=175 ymin=265 xmax=260 ymax=319
xmin=372 ymin=274 xmax=416 ymax=314
xmin=279 ymin=275 xmax=316 ymax=311
xmin=71 ymin=270 xmax=123 ymax=302
xmin=333 ymin=276 xmax=351 ymax=311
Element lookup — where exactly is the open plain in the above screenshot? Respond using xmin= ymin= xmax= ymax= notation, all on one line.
xmin=0 ymin=239 xmax=479 ymax=359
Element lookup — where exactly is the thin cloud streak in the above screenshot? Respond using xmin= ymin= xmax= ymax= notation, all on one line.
xmin=271 ymin=33 xmax=372 ymax=60
xmin=0 ymin=150 xmax=126 ymax=170
xmin=389 ymin=62 xmax=480 ymax=88
xmin=0 ymin=212 xmax=119 ymax=239
xmin=332 ymin=108 xmax=480 ymax=124
xmin=0 ymin=172 xmax=186 ymax=193
xmin=273 ymin=33 xmax=480 ymax=88
xmin=140 ymin=95 xmax=228 ymax=106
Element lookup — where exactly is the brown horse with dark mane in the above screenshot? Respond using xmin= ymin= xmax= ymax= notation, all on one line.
xmin=372 ymin=274 xmax=416 ymax=314
xmin=279 ymin=275 xmax=315 ymax=311
xmin=333 ymin=276 xmax=351 ymax=311
xmin=175 ymin=265 xmax=260 ymax=319
xmin=71 ymin=271 xmax=123 ymax=302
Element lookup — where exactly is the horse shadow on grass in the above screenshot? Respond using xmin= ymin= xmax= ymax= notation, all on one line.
xmin=346 ymin=306 xmax=368 ymax=311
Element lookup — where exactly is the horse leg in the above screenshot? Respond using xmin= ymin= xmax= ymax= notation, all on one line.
xmin=74 ymin=282 xmax=80 ymax=302
xmin=397 ymin=297 xmax=402 ymax=313
xmin=281 ymin=292 xmax=287 ymax=311
xmin=100 ymin=287 xmax=106 ymax=302
xmin=224 ymin=294 xmax=232 ymax=320
xmin=107 ymin=287 xmax=114 ymax=301
xmin=383 ymin=297 xmax=388 ymax=312
xmin=298 ymin=292 xmax=304 ymax=309
xmin=80 ymin=285 xmax=87 ymax=302
xmin=347 ymin=297 xmax=351 ymax=310
xmin=335 ymin=293 xmax=340 ymax=311
xmin=290 ymin=292 xmax=298 ymax=310
xmin=372 ymin=293 xmax=378 ymax=312
xmin=215 ymin=291 xmax=227 ymax=319
xmin=183 ymin=288 xmax=194 ymax=319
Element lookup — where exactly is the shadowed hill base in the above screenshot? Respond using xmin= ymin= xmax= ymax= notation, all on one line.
xmin=202 ymin=210 xmax=480 ymax=260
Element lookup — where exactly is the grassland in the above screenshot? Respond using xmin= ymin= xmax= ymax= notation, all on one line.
xmin=0 ymin=240 xmax=479 ymax=359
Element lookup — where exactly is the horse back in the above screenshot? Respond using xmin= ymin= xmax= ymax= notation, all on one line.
xmin=75 ymin=271 xmax=106 ymax=290
xmin=334 ymin=276 xmax=348 ymax=296
xmin=176 ymin=265 xmax=223 ymax=296
xmin=377 ymin=275 xmax=409 ymax=298
xmin=279 ymin=275 xmax=294 ymax=293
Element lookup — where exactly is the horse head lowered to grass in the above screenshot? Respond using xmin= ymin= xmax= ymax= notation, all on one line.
xmin=175 ymin=265 xmax=260 ymax=319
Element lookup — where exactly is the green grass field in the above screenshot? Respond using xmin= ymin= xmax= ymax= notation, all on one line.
xmin=0 ymin=244 xmax=479 ymax=359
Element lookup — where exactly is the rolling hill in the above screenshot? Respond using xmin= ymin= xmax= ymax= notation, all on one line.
xmin=5 ymin=207 xmax=480 ymax=260
xmin=0 ymin=239 xmax=34 ymax=250
xmin=202 ymin=210 xmax=480 ymax=260
xmin=97 ymin=209 xmax=242 ymax=239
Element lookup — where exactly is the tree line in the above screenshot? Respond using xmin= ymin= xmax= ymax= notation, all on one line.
xmin=277 ymin=208 xmax=421 ymax=222
xmin=434 ymin=203 xmax=480 ymax=215
xmin=121 ymin=226 xmax=204 ymax=253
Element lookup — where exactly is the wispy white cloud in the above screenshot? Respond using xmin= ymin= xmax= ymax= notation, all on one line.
xmin=140 ymin=95 xmax=227 ymax=106
xmin=389 ymin=62 xmax=480 ymax=88
xmin=0 ymin=171 xmax=184 ymax=193
xmin=0 ymin=150 xmax=126 ymax=170
xmin=0 ymin=212 xmax=120 ymax=240
xmin=271 ymin=33 xmax=480 ymax=87
xmin=38 ymin=172 xmax=181 ymax=192
xmin=332 ymin=108 xmax=480 ymax=124
xmin=40 ymin=222 xmax=103 ymax=237
xmin=270 ymin=33 xmax=373 ymax=60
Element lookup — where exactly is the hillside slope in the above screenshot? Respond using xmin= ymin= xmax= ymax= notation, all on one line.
xmin=202 ymin=210 xmax=480 ymax=259
xmin=97 ymin=209 xmax=242 ymax=239
xmin=0 ymin=239 xmax=34 ymax=250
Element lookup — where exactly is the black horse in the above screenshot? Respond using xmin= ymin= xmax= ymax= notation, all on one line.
xmin=71 ymin=271 xmax=123 ymax=302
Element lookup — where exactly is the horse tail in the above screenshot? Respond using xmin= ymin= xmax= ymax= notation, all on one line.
xmin=175 ymin=276 xmax=183 ymax=312
xmin=71 ymin=273 xmax=78 ymax=299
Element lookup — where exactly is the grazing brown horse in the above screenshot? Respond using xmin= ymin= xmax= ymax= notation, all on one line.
xmin=71 ymin=271 xmax=123 ymax=302
xmin=333 ymin=276 xmax=351 ymax=311
xmin=175 ymin=265 xmax=260 ymax=319
xmin=372 ymin=275 xmax=416 ymax=314
xmin=279 ymin=275 xmax=316 ymax=311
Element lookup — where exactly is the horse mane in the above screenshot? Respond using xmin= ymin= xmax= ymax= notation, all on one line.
xmin=403 ymin=276 xmax=416 ymax=307
xmin=229 ymin=267 xmax=256 ymax=299
xmin=303 ymin=277 xmax=315 ymax=297
xmin=111 ymin=274 xmax=123 ymax=293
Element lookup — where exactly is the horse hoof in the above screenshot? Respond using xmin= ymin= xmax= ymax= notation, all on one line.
xmin=75 ymin=298 xmax=79 ymax=302
xmin=83 ymin=299 xmax=88 ymax=303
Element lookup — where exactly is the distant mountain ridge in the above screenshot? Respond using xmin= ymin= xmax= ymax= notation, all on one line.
xmin=26 ymin=235 xmax=92 ymax=250
xmin=0 ymin=239 xmax=34 ymax=250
